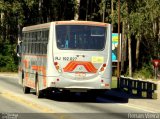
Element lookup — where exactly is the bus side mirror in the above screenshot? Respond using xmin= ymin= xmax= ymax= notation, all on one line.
xmin=16 ymin=45 xmax=20 ymax=57
xmin=16 ymin=42 xmax=22 ymax=57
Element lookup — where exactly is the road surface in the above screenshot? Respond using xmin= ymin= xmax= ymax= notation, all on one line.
xmin=0 ymin=75 xmax=156 ymax=119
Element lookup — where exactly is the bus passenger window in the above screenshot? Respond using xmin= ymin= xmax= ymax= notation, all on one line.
xmin=64 ymin=40 xmax=69 ymax=48
xmin=57 ymin=39 xmax=64 ymax=48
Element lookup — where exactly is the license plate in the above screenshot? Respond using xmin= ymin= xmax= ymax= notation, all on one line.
xmin=75 ymin=72 xmax=86 ymax=78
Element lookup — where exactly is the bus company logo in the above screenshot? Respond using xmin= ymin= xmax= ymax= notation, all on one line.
xmin=78 ymin=66 xmax=83 ymax=71
xmin=73 ymin=65 xmax=87 ymax=72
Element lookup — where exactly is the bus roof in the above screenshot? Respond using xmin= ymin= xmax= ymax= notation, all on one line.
xmin=55 ymin=21 xmax=109 ymax=27
xmin=22 ymin=21 xmax=109 ymax=32
xmin=22 ymin=22 xmax=51 ymax=32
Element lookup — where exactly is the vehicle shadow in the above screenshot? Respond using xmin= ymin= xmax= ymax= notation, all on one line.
xmin=41 ymin=89 xmax=131 ymax=103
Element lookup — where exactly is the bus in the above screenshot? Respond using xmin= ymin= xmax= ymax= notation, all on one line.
xmin=17 ymin=21 xmax=112 ymax=98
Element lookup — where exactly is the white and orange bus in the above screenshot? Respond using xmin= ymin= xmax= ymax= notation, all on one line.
xmin=17 ymin=21 xmax=112 ymax=98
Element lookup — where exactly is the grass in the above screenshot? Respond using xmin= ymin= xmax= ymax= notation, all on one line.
xmin=111 ymin=77 xmax=118 ymax=88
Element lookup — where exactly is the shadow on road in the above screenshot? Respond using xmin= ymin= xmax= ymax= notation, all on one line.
xmin=31 ymin=88 xmax=152 ymax=104
xmin=37 ymin=89 xmax=135 ymax=103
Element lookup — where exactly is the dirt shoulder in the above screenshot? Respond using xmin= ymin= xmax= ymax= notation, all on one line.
xmin=0 ymin=72 xmax=18 ymax=77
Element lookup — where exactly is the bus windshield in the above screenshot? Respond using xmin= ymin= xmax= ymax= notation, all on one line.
xmin=56 ymin=25 xmax=106 ymax=50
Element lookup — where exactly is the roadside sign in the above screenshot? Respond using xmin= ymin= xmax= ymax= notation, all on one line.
xmin=112 ymin=33 xmax=121 ymax=62
xmin=152 ymin=60 xmax=160 ymax=68
xmin=152 ymin=59 xmax=160 ymax=79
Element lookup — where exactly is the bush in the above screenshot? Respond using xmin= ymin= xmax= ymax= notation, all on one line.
xmin=0 ymin=43 xmax=18 ymax=72
xmin=133 ymin=63 xmax=153 ymax=79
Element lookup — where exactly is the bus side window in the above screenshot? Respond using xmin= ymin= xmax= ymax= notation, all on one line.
xmin=37 ymin=31 xmax=41 ymax=41
xmin=35 ymin=43 xmax=37 ymax=54
xmin=30 ymin=32 xmax=32 ymax=54
xmin=28 ymin=32 xmax=32 ymax=54
xmin=32 ymin=32 xmax=35 ymax=54
xmin=43 ymin=30 xmax=49 ymax=54
xmin=36 ymin=31 xmax=39 ymax=54
xmin=26 ymin=33 xmax=29 ymax=54
xmin=41 ymin=30 xmax=46 ymax=54
xmin=22 ymin=33 xmax=25 ymax=53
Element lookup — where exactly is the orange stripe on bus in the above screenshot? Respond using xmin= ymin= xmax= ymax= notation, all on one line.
xmin=22 ymin=60 xmax=29 ymax=68
xmin=32 ymin=65 xmax=38 ymax=71
xmin=26 ymin=79 xmax=35 ymax=88
xmin=32 ymin=65 xmax=46 ymax=87
xmin=63 ymin=61 xmax=97 ymax=73
xmin=22 ymin=60 xmax=29 ymax=81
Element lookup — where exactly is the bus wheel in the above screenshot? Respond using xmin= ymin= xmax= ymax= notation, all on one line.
xmin=36 ymin=79 xmax=43 ymax=98
xmin=22 ymin=78 xmax=30 ymax=94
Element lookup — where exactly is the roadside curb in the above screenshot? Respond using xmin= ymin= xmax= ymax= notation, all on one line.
xmin=0 ymin=73 xmax=18 ymax=78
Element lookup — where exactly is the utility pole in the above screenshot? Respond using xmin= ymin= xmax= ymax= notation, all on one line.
xmin=111 ymin=0 xmax=114 ymax=32
xmin=117 ymin=0 xmax=121 ymax=88
xmin=102 ymin=0 xmax=106 ymax=22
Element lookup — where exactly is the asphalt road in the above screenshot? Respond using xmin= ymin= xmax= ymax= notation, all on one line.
xmin=0 ymin=75 xmax=155 ymax=119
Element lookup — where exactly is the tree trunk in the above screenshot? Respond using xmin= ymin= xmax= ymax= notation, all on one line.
xmin=128 ymin=24 xmax=132 ymax=77
xmin=39 ymin=0 xmax=43 ymax=23
xmin=121 ymin=21 xmax=127 ymax=73
xmin=111 ymin=0 xmax=114 ymax=32
xmin=1 ymin=12 xmax=4 ymax=39
xmin=1 ymin=12 xmax=6 ymax=41
xmin=158 ymin=17 xmax=160 ymax=58
xmin=85 ymin=0 xmax=89 ymax=21
xmin=136 ymin=34 xmax=141 ymax=68
xmin=102 ymin=0 xmax=106 ymax=22
xmin=18 ymin=24 xmax=22 ymax=43
xmin=74 ymin=0 xmax=80 ymax=20
xmin=128 ymin=34 xmax=132 ymax=77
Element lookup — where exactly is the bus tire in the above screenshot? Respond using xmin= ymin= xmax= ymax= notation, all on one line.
xmin=35 ymin=77 xmax=43 ymax=98
xmin=22 ymin=73 xmax=30 ymax=94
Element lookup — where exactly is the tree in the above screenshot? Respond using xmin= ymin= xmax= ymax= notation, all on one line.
xmin=74 ymin=0 xmax=80 ymax=20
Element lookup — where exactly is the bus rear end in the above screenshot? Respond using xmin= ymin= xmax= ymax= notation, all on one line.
xmin=47 ymin=21 xmax=112 ymax=92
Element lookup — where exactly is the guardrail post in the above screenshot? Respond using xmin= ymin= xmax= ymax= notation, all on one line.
xmin=124 ymin=78 xmax=128 ymax=88
xmin=128 ymin=79 xmax=132 ymax=94
xmin=147 ymin=82 xmax=153 ymax=98
xmin=142 ymin=82 xmax=147 ymax=91
xmin=133 ymin=80 xmax=137 ymax=89
xmin=137 ymin=81 xmax=142 ymax=97
xmin=153 ymin=83 xmax=157 ymax=90
xmin=119 ymin=76 xmax=158 ymax=99
xmin=120 ymin=77 xmax=124 ymax=89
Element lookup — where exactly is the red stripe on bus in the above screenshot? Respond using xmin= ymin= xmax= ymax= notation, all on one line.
xmin=63 ymin=61 xmax=97 ymax=73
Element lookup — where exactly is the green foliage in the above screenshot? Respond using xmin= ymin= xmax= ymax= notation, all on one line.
xmin=0 ymin=0 xmax=159 ymax=73
xmin=133 ymin=63 xmax=153 ymax=79
xmin=0 ymin=55 xmax=17 ymax=72
xmin=0 ymin=41 xmax=18 ymax=72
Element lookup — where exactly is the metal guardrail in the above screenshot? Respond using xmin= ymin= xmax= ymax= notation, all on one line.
xmin=120 ymin=76 xmax=157 ymax=99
